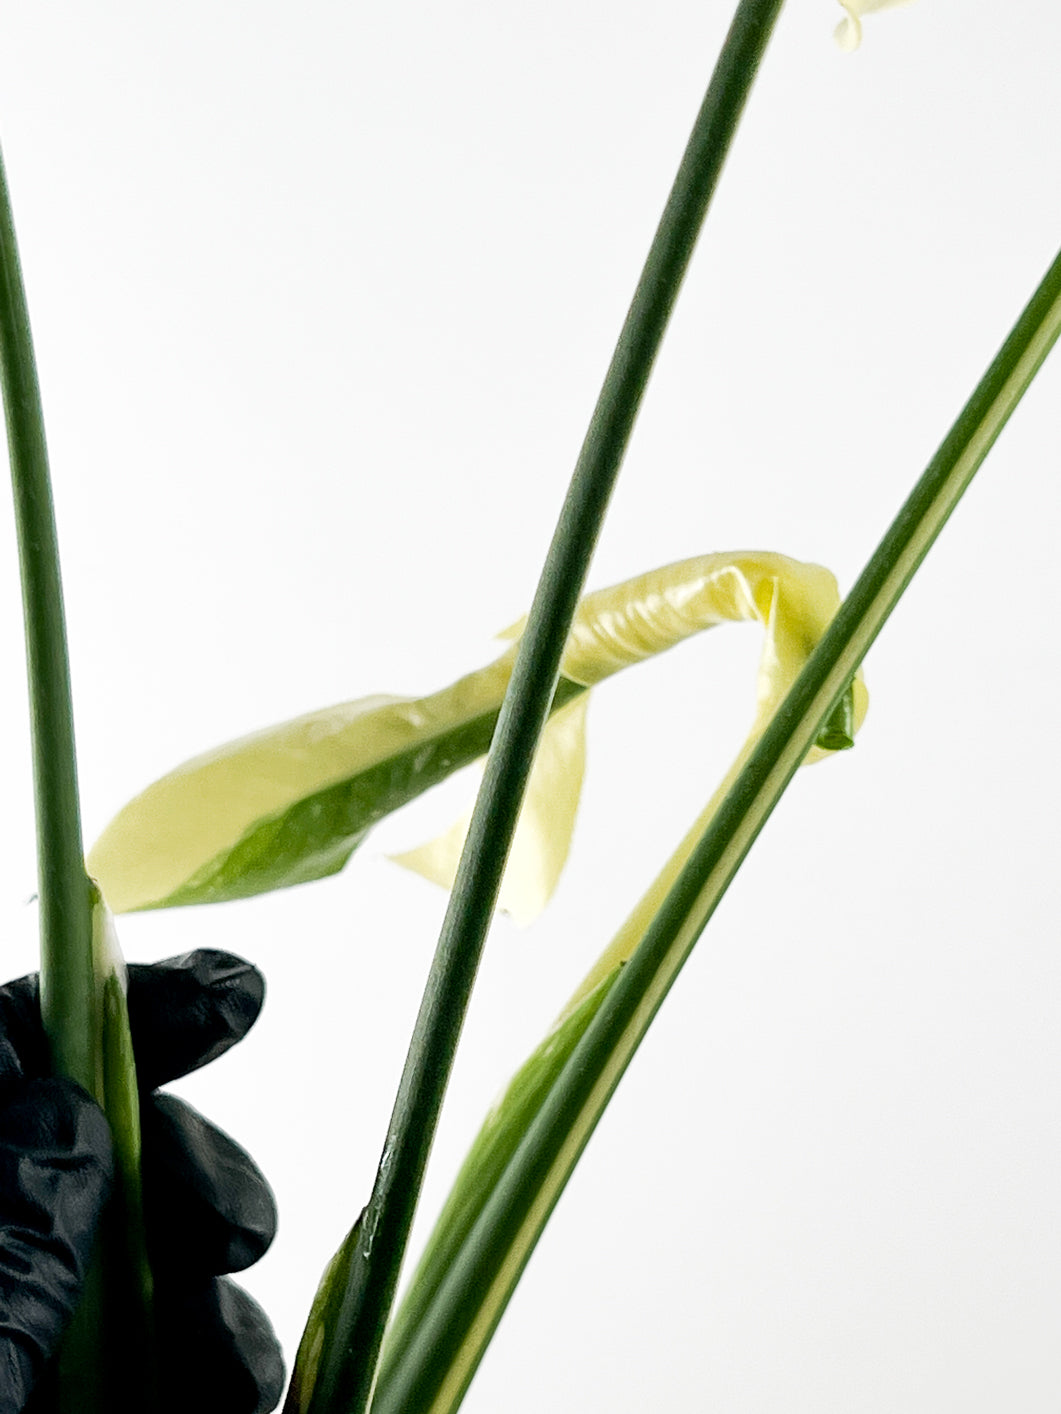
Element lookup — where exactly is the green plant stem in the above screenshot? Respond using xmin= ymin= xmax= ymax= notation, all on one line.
xmin=375 ymin=240 xmax=1061 ymax=1414
xmin=0 ymin=149 xmax=95 ymax=1086
xmin=0 ymin=146 xmax=108 ymax=1414
xmin=303 ymin=5 xmax=787 ymax=1411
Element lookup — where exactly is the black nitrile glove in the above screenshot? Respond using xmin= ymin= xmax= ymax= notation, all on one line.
xmin=0 ymin=950 xmax=285 ymax=1414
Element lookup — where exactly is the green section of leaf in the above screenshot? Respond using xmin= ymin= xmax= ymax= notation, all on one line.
xmin=814 ymin=680 xmax=855 ymax=752
xmin=377 ymin=967 xmax=620 ymax=1391
xmin=284 ymin=1214 xmax=365 ymax=1414
xmin=93 ymin=889 xmax=157 ymax=1403
xmin=96 ymin=548 xmax=865 ymax=918
xmin=150 ymin=677 xmax=586 ymax=910
xmin=93 ymin=543 xmax=867 ymax=921
xmin=96 ymin=897 xmax=155 ymax=1365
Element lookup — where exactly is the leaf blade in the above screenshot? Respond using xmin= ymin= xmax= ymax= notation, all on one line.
xmin=90 ymin=660 xmax=585 ymax=912
xmin=89 ymin=550 xmax=866 ymax=917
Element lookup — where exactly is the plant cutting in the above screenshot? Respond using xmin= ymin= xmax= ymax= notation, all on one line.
xmin=1 ymin=1 xmax=1058 ymax=1411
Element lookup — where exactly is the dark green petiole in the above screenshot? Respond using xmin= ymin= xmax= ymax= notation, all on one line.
xmin=0 ymin=145 xmax=155 ymax=1414
xmin=296 ymin=3 xmax=789 ymax=1411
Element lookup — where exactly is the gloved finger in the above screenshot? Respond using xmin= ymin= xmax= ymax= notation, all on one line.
xmin=0 ymin=975 xmax=50 ymax=1083
xmin=0 ymin=951 xmax=264 ymax=1092
xmin=141 ymin=1094 xmax=277 ymax=1276
xmin=0 ymin=1077 xmax=114 ymax=1405
xmin=155 ymin=1276 xmax=285 ymax=1414
xmin=126 ymin=951 xmax=264 ymax=1089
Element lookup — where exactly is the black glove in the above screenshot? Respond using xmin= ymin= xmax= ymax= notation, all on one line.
xmin=0 ymin=950 xmax=285 ymax=1414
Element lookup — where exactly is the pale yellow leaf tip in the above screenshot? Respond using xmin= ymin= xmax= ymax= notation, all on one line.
xmin=834 ymin=12 xmax=862 ymax=51
xmin=834 ymin=0 xmax=915 ymax=51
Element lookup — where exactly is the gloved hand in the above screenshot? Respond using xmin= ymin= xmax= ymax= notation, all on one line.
xmin=0 ymin=949 xmax=285 ymax=1414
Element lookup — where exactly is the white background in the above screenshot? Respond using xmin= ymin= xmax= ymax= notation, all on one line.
xmin=1 ymin=2 xmax=1060 ymax=1409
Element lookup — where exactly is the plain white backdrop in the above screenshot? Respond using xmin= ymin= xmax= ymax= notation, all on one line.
xmin=1 ymin=2 xmax=1060 ymax=1409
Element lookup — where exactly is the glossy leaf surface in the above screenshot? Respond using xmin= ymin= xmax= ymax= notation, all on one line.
xmin=89 ymin=552 xmax=863 ymax=917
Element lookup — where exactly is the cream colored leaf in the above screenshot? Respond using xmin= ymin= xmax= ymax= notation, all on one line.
xmin=89 ymin=550 xmax=864 ymax=920
xmin=558 ymin=551 xmax=867 ymax=757
xmin=394 ymin=552 xmax=865 ymax=925
xmin=88 ymin=655 xmax=515 ymax=913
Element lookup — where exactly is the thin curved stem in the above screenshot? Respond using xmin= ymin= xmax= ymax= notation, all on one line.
xmin=0 ymin=148 xmax=94 ymax=1089
xmin=300 ymin=4 xmax=788 ymax=1411
xmin=0 ymin=145 xmax=105 ymax=1414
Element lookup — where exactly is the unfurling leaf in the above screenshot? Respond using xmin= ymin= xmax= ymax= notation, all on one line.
xmin=87 ymin=653 xmax=584 ymax=913
xmin=88 ymin=551 xmax=865 ymax=917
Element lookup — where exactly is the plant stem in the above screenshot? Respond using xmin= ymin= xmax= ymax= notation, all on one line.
xmin=374 ymin=239 xmax=1061 ymax=1414
xmin=0 ymin=144 xmax=116 ymax=1414
xmin=0 ymin=147 xmax=95 ymax=1090
xmin=303 ymin=4 xmax=787 ymax=1411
